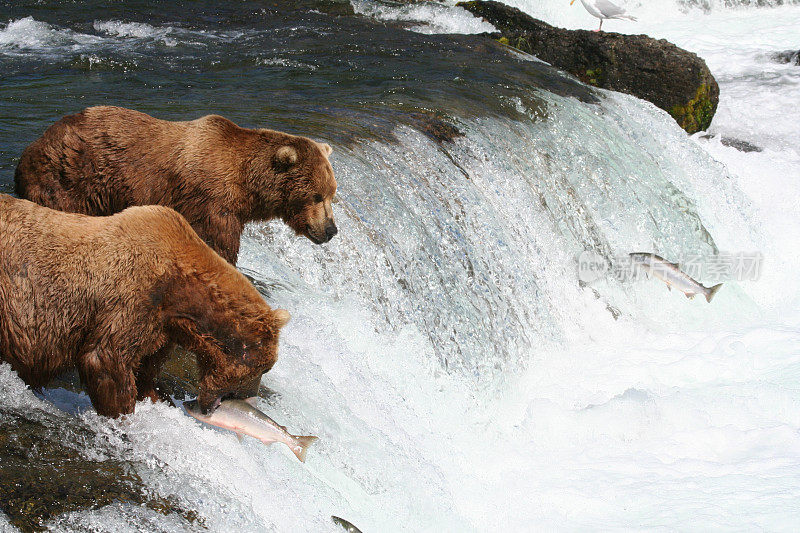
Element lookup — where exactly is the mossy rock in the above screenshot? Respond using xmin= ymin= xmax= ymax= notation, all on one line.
xmin=670 ymin=83 xmax=715 ymax=134
xmin=458 ymin=0 xmax=720 ymax=134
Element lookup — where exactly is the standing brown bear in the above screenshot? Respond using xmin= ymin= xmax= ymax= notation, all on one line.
xmin=15 ymin=106 xmax=337 ymax=398
xmin=0 ymin=194 xmax=290 ymax=417
xmin=14 ymin=105 xmax=339 ymax=265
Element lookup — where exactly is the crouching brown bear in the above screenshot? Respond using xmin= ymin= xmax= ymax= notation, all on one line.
xmin=0 ymin=194 xmax=290 ymax=417
xmin=14 ymin=105 xmax=339 ymax=265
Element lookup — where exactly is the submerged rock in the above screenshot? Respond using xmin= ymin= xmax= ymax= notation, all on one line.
xmin=0 ymin=405 xmax=198 ymax=532
xmin=772 ymin=50 xmax=800 ymax=65
xmin=699 ymin=134 xmax=763 ymax=153
xmin=719 ymin=137 xmax=762 ymax=153
xmin=457 ymin=1 xmax=719 ymax=133
xmin=407 ymin=110 xmax=464 ymax=144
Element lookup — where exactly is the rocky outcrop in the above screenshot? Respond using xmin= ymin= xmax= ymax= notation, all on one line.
xmin=773 ymin=50 xmax=799 ymax=65
xmin=0 ymin=405 xmax=198 ymax=531
xmin=458 ymin=1 xmax=719 ymax=133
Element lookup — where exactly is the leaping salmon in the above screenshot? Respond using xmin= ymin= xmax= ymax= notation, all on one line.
xmin=629 ymin=252 xmax=723 ymax=303
xmin=184 ymin=398 xmax=318 ymax=462
xmin=331 ymin=516 xmax=364 ymax=533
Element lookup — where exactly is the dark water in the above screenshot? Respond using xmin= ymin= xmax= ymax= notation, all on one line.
xmin=0 ymin=0 xmax=593 ymax=194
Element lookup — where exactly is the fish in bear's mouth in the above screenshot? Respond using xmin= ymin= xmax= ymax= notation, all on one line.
xmin=209 ymin=396 xmax=223 ymax=413
xmin=204 ymin=393 xmax=236 ymax=415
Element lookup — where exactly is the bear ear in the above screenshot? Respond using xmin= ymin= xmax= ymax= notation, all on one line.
xmin=273 ymin=309 xmax=291 ymax=329
xmin=319 ymin=142 xmax=333 ymax=157
xmin=274 ymin=146 xmax=298 ymax=168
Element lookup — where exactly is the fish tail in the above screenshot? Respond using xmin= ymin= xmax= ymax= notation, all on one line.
xmin=705 ymin=283 xmax=723 ymax=303
xmin=293 ymin=436 xmax=319 ymax=463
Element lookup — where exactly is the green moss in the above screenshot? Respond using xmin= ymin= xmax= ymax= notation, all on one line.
xmin=493 ymin=34 xmax=532 ymax=54
xmin=670 ymin=83 xmax=715 ymax=134
xmin=515 ymin=35 xmax=531 ymax=52
xmin=585 ymin=67 xmax=603 ymax=87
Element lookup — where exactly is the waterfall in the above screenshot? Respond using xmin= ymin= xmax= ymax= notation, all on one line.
xmin=1 ymin=1 xmax=799 ymax=530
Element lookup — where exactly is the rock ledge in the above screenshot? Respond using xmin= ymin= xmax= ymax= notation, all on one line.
xmin=458 ymin=0 xmax=719 ymax=133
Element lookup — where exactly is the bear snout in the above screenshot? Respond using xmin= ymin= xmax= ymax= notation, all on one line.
xmin=324 ymin=220 xmax=338 ymax=240
xmin=306 ymin=219 xmax=337 ymax=244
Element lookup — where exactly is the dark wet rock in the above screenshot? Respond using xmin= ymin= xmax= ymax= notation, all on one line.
xmin=698 ymin=134 xmax=763 ymax=153
xmin=700 ymin=135 xmax=764 ymax=153
xmin=157 ymin=346 xmax=201 ymax=400
xmin=720 ymin=137 xmax=762 ymax=153
xmin=717 ymin=135 xmax=762 ymax=153
xmin=0 ymin=405 xmax=198 ymax=532
xmin=772 ymin=50 xmax=800 ymax=65
xmin=457 ymin=0 xmax=720 ymax=133
xmin=408 ymin=111 xmax=464 ymax=143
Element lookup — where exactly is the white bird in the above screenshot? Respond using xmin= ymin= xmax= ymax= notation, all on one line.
xmin=570 ymin=0 xmax=637 ymax=32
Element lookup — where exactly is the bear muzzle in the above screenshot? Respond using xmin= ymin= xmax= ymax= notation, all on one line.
xmin=307 ymin=219 xmax=338 ymax=244
xmin=325 ymin=221 xmax=338 ymax=239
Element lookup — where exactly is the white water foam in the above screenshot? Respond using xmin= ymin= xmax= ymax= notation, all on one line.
xmin=45 ymin=503 xmax=192 ymax=533
xmin=0 ymin=17 xmax=242 ymax=60
xmin=93 ymin=20 xmax=178 ymax=46
xmin=646 ymin=7 xmax=800 ymax=314
xmin=351 ymin=0 xmax=496 ymax=34
xmin=255 ymin=57 xmax=318 ymax=71
xmin=0 ymin=16 xmax=102 ymax=55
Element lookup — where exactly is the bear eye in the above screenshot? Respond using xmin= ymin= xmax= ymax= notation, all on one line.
xmin=313 ymin=194 xmax=323 ymax=203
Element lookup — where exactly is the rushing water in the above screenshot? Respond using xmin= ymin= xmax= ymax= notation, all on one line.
xmin=1 ymin=0 xmax=799 ymax=531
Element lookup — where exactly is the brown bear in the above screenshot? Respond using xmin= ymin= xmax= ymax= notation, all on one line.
xmin=0 ymin=194 xmax=290 ymax=417
xmin=14 ymin=105 xmax=338 ymax=266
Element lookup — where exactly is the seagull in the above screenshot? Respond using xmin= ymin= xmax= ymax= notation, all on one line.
xmin=570 ymin=0 xmax=637 ymax=32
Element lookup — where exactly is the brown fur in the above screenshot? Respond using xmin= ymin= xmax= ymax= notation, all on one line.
xmin=0 ymin=195 xmax=290 ymax=417
xmin=14 ymin=106 xmax=338 ymax=265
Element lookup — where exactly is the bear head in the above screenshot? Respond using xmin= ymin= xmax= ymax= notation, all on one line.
xmin=164 ymin=271 xmax=292 ymax=415
xmin=192 ymin=307 xmax=291 ymax=414
xmin=247 ymin=133 xmax=338 ymax=245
